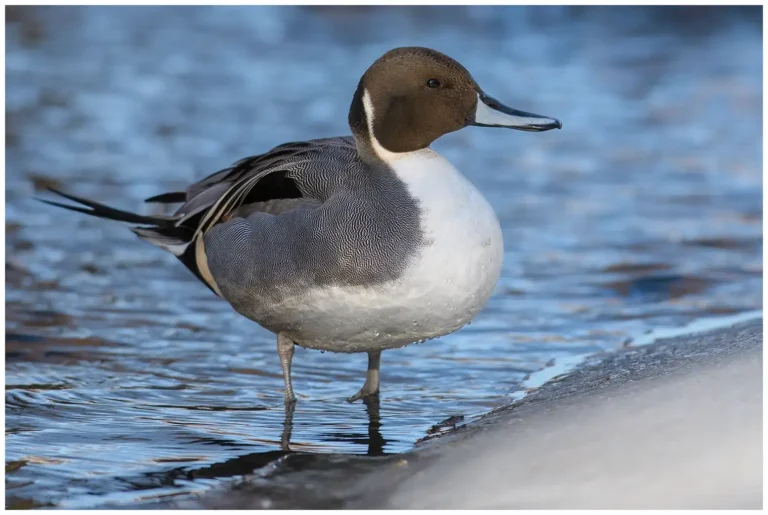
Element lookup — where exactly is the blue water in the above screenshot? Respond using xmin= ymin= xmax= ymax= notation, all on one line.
xmin=5 ymin=6 xmax=762 ymax=508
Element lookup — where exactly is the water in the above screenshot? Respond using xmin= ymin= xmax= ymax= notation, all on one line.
xmin=5 ymin=6 xmax=762 ymax=509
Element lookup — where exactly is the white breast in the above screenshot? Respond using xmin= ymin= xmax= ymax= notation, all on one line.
xmin=388 ymin=149 xmax=504 ymax=336
xmin=283 ymin=149 xmax=504 ymax=353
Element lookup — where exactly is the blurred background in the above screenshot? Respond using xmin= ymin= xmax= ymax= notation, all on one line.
xmin=5 ymin=5 xmax=762 ymax=509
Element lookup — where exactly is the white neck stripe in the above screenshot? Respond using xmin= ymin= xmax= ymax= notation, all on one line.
xmin=362 ymin=89 xmax=413 ymax=163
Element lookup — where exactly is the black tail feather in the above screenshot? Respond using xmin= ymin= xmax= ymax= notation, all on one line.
xmin=38 ymin=198 xmax=107 ymax=218
xmin=40 ymin=188 xmax=219 ymax=296
xmin=144 ymin=191 xmax=186 ymax=204
xmin=40 ymin=188 xmax=176 ymax=227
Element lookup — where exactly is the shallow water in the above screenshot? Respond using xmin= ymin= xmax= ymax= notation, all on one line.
xmin=5 ymin=6 xmax=762 ymax=509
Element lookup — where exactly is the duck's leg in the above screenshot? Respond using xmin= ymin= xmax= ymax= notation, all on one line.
xmin=348 ymin=350 xmax=381 ymax=403
xmin=277 ymin=334 xmax=297 ymax=404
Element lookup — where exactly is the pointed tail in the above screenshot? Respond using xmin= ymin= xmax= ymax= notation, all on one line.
xmin=38 ymin=188 xmax=177 ymax=227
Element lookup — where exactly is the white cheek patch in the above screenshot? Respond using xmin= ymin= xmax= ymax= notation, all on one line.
xmin=474 ymin=93 xmax=553 ymax=128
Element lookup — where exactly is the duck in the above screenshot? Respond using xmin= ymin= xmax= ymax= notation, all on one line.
xmin=41 ymin=46 xmax=561 ymax=404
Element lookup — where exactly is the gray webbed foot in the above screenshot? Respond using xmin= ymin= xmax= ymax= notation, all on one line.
xmin=347 ymin=385 xmax=380 ymax=403
xmin=347 ymin=350 xmax=381 ymax=403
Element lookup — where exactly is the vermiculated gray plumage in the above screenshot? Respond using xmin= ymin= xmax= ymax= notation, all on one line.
xmin=203 ymin=137 xmax=425 ymax=330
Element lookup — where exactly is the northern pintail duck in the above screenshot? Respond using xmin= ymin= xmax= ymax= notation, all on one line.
xmin=43 ymin=47 xmax=561 ymax=403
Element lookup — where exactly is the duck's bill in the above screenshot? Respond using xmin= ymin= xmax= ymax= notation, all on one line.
xmin=470 ymin=91 xmax=562 ymax=132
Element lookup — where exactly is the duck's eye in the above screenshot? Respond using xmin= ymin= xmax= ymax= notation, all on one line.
xmin=426 ymin=79 xmax=441 ymax=89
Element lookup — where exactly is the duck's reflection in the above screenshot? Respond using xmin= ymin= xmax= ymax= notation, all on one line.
xmin=281 ymin=395 xmax=387 ymax=456
xmin=280 ymin=402 xmax=295 ymax=451
xmin=132 ymin=398 xmax=390 ymax=493
xmin=362 ymin=396 xmax=386 ymax=456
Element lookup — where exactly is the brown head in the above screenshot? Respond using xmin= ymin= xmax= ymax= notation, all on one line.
xmin=348 ymin=47 xmax=561 ymax=161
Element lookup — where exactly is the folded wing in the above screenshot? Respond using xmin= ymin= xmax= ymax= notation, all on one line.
xmin=41 ymin=136 xmax=357 ymax=295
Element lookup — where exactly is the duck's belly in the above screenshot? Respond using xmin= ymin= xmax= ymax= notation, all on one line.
xmin=272 ymin=150 xmax=504 ymax=353
xmin=279 ymin=244 xmax=501 ymax=352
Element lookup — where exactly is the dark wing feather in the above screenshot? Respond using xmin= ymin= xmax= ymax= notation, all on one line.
xmin=175 ymin=136 xmax=355 ymax=237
